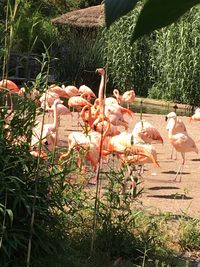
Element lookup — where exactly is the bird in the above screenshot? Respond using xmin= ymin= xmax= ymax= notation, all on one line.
xmin=95 ymin=69 xmax=133 ymax=130
xmin=166 ymin=111 xmax=198 ymax=182
xmin=31 ymin=99 xmax=63 ymax=152
xmin=59 ymin=121 xmax=110 ymax=170
xmin=166 ymin=112 xmax=187 ymax=159
xmin=103 ymin=131 xmax=159 ymax=167
xmin=119 ymin=143 xmax=159 ymax=175
xmin=62 ymin=85 xmax=79 ymax=98
xmin=113 ymin=89 xmax=122 ymax=104
xmin=132 ymin=120 xmax=163 ymax=144
xmin=190 ymin=108 xmax=200 ymax=122
xmin=68 ymin=94 xmax=92 ymax=112
xmin=122 ymin=89 xmax=135 ymax=109
xmin=78 ymin=85 xmax=96 ymax=100
xmin=48 ymin=99 xmax=71 ymax=126
xmin=48 ymin=84 xmax=69 ymax=98
xmin=113 ymin=89 xmax=136 ymax=108
xmin=39 ymin=91 xmax=60 ymax=110
xmin=0 ymin=79 xmax=20 ymax=110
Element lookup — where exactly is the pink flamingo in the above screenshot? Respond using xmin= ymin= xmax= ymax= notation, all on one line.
xmin=132 ymin=120 xmax=163 ymax=144
xmin=62 ymin=85 xmax=79 ymax=98
xmin=59 ymin=122 xmax=110 ymax=170
xmin=166 ymin=112 xmax=187 ymax=159
xmin=190 ymin=108 xmax=200 ymax=121
xmin=68 ymin=93 xmax=92 ymax=112
xmin=31 ymin=99 xmax=62 ymax=151
xmin=48 ymin=84 xmax=69 ymax=98
xmin=102 ymin=131 xmax=159 ymax=167
xmin=122 ymin=89 xmax=135 ymax=109
xmin=95 ymin=69 xmax=133 ymax=129
xmin=113 ymin=89 xmax=122 ymax=104
xmin=167 ymin=112 xmax=198 ymax=182
xmin=78 ymin=85 xmax=96 ymax=100
xmin=0 ymin=79 xmax=20 ymax=110
xmin=48 ymin=99 xmax=71 ymax=126
xmin=39 ymin=91 xmax=60 ymax=110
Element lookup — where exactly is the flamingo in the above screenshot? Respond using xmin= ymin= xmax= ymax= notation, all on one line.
xmin=95 ymin=69 xmax=133 ymax=129
xmin=68 ymin=94 xmax=92 ymax=111
xmin=78 ymin=85 xmax=96 ymax=100
xmin=132 ymin=120 xmax=163 ymax=144
xmin=48 ymin=99 xmax=71 ymax=126
xmin=166 ymin=112 xmax=187 ymax=159
xmin=18 ymin=87 xmax=40 ymax=101
xmin=31 ymin=99 xmax=62 ymax=151
xmin=103 ymin=131 xmax=159 ymax=167
xmin=63 ymin=85 xmax=79 ymax=98
xmin=119 ymin=143 xmax=159 ymax=175
xmin=122 ymin=89 xmax=135 ymax=109
xmin=190 ymin=108 xmax=200 ymax=121
xmin=48 ymin=84 xmax=69 ymax=98
xmin=113 ymin=89 xmax=122 ymax=104
xmin=0 ymin=79 xmax=20 ymax=110
xmin=39 ymin=91 xmax=60 ymax=110
xmin=59 ymin=122 xmax=110 ymax=170
xmin=166 ymin=112 xmax=198 ymax=182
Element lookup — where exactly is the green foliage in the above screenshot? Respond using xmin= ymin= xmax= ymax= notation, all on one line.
xmin=105 ymin=0 xmax=200 ymax=42
xmin=149 ymin=6 xmax=200 ymax=104
xmin=179 ymin=217 xmax=200 ymax=251
xmin=103 ymin=4 xmax=200 ymax=104
xmin=103 ymin=3 xmax=152 ymax=96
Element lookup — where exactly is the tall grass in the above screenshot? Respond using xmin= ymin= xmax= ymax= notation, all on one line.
xmin=102 ymin=3 xmax=200 ymax=104
xmin=149 ymin=6 xmax=200 ymax=105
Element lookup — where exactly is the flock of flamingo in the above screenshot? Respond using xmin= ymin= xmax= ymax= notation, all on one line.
xmin=0 ymin=68 xmax=200 ymax=185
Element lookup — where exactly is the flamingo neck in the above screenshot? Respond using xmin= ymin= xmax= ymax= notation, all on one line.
xmin=168 ymin=117 xmax=177 ymax=138
xmin=98 ymin=71 xmax=105 ymax=111
xmin=52 ymin=103 xmax=59 ymax=131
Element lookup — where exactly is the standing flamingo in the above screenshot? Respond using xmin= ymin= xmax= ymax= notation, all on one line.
xmin=63 ymin=85 xmax=79 ymax=98
xmin=166 ymin=112 xmax=187 ymax=159
xmin=31 ymin=99 xmax=62 ymax=151
xmin=68 ymin=94 xmax=92 ymax=111
xmin=122 ymin=89 xmax=135 ymax=109
xmin=48 ymin=84 xmax=69 ymax=98
xmin=166 ymin=112 xmax=198 ymax=182
xmin=78 ymin=85 xmax=96 ymax=100
xmin=48 ymin=99 xmax=71 ymax=126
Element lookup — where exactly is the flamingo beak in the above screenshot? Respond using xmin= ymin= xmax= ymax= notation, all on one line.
xmin=165 ymin=116 xmax=168 ymax=122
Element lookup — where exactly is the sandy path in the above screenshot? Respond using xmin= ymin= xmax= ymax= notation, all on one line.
xmin=56 ymin=111 xmax=200 ymax=219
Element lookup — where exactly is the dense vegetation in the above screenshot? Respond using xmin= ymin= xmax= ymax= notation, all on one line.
xmin=105 ymin=3 xmax=200 ymax=105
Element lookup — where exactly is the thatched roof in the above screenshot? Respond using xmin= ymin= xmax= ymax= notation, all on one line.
xmin=52 ymin=5 xmax=105 ymax=28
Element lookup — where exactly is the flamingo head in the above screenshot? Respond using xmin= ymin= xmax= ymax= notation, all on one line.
xmin=96 ymin=68 xmax=105 ymax=76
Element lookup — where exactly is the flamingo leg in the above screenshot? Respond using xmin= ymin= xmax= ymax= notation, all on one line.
xmin=174 ymin=153 xmax=185 ymax=182
xmin=171 ymin=147 xmax=178 ymax=160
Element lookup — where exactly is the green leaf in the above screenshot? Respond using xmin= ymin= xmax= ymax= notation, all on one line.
xmin=132 ymin=0 xmax=200 ymax=42
xmin=105 ymin=0 xmax=139 ymax=27
xmin=6 ymin=209 xmax=13 ymax=224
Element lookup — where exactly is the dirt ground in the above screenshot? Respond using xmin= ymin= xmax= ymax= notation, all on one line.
xmin=56 ymin=110 xmax=200 ymax=220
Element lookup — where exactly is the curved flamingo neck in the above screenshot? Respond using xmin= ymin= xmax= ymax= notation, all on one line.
xmin=113 ymin=89 xmax=122 ymax=104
